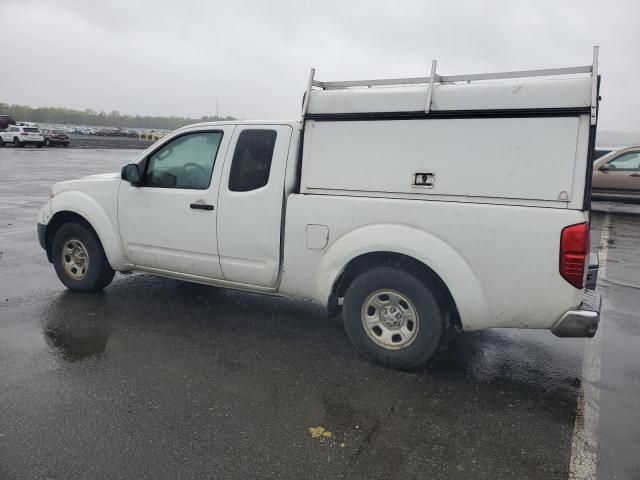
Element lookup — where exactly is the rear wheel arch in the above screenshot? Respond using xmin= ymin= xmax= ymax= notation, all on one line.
xmin=329 ymin=251 xmax=462 ymax=335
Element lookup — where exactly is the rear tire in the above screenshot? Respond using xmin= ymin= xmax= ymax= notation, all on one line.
xmin=13 ymin=137 xmax=22 ymax=147
xmin=44 ymin=139 xmax=51 ymax=146
xmin=343 ymin=267 xmax=444 ymax=370
xmin=52 ymin=222 xmax=115 ymax=291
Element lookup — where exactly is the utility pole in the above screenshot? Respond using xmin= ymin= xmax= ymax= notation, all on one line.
xmin=216 ymin=99 xmax=219 ymax=120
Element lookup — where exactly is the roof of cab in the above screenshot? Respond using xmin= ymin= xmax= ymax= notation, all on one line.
xmin=179 ymin=120 xmax=301 ymax=131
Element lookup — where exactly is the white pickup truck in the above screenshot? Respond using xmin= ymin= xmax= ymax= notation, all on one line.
xmin=37 ymin=52 xmax=602 ymax=369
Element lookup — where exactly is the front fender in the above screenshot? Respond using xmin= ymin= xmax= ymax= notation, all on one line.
xmin=316 ymin=224 xmax=490 ymax=331
xmin=49 ymin=191 xmax=128 ymax=270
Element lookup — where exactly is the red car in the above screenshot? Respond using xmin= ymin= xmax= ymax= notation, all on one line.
xmin=41 ymin=128 xmax=70 ymax=147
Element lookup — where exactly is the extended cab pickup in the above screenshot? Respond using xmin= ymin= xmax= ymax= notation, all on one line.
xmin=37 ymin=53 xmax=602 ymax=369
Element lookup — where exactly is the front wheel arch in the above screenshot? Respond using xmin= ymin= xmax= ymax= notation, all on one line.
xmin=44 ymin=212 xmax=104 ymax=263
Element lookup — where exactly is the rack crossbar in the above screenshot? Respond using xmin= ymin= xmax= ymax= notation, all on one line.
xmin=313 ymin=65 xmax=592 ymax=90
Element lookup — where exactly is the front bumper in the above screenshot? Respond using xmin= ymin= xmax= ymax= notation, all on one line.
xmin=552 ymin=289 xmax=601 ymax=338
xmin=37 ymin=223 xmax=47 ymax=250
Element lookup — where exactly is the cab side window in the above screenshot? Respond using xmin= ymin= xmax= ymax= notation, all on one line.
xmin=228 ymin=130 xmax=277 ymax=192
xmin=609 ymin=152 xmax=640 ymax=171
xmin=143 ymin=131 xmax=223 ymax=189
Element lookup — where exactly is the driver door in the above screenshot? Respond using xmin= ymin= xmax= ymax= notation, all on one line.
xmin=117 ymin=127 xmax=234 ymax=278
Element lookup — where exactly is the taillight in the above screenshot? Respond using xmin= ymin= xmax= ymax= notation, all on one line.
xmin=20 ymin=132 xmax=28 ymax=135
xmin=560 ymin=222 xmax=590 ymax=289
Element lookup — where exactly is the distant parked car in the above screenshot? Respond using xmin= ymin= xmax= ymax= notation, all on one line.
xmin=18 ymin=122 xmax=41 ymax=129
xmin=42 ymin=128 xmax=70 ymax=147
xmin=0 ymin=125 xmax=44 ymax=147
xmin=95 ymin=128 xmax=118 ymax=136
xmin=592 ymin=146 xmax=640 ymax=202
xmin=121 ymin=129 xmax=139 ymax=137
xmin=0 ymin=114 xmax=16 ymax=130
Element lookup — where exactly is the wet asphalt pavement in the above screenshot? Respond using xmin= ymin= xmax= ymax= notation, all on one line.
xmin=1 ymin=147 xmax=639 ymax=479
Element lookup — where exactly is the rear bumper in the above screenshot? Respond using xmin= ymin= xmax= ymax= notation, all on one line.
xmin=586 ymin=252 xmax=599 ymax=290
xmin=552 ymin=289 xmax=601 ymax=338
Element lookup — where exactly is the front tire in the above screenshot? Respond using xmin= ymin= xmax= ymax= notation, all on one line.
xmin=343 ymin=267 xmax=444 ymax=370
xmin=52 ymin=222 xmax=115 ymax=291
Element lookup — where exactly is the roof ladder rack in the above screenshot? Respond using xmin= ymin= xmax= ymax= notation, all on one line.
xmin=590 ymin=46 xmax=599 ymax=125
xmin=425 ymin=59 xmax=439 ymax=114
xmin=300 ymin=68 xmax=315 ymax=122
xmin=302 ymin=46 xmax=600 ymax=120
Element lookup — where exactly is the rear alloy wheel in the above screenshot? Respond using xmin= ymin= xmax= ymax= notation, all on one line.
xmin=44 ymin=139 xmax=51 ymax=146
xmin=343 ymin=266 xmax=444 ymax=370
xmin=361 ymin=289 xmax=420 ymax=349
xmin=52 ymin=222 xmax=115 ymax=291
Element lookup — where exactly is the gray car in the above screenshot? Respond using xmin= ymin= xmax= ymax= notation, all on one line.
xmin=592 ymin=146 xmax=640 ymax=202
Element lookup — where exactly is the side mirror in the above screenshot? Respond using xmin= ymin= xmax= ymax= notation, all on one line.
xmin=600 ymin=163 xmax=611 ymax=172
xmin=121 ymin=164 xmax=142 ymax=186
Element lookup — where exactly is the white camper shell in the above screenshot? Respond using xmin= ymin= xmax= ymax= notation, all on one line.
xmin=300 ymin=54 xmax=598 ymax=210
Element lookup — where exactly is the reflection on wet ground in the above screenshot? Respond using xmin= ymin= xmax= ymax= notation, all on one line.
xmin=42 ymin=292 xmax=111 ymax=361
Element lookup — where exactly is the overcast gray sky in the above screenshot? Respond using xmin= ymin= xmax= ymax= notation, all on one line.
xmin=1 ymin=0 xmax=638 ymax=132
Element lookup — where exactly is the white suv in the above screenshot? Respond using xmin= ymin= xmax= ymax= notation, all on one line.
xmin=1 ymin=125 xmax=44 ymax=148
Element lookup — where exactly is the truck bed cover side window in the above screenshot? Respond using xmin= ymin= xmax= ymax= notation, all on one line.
xmin=228 ymin=130 xmax=277 ymax=192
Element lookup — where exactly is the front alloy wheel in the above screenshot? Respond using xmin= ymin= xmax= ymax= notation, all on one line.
xmin=52 ymin=222 xmax=115 ymax=291
xmin=61 ymin=239 xmax=90 ymax=280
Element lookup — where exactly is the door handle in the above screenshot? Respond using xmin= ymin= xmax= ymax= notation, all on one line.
xmin=190 ymin=203 xmax=214 ymax=211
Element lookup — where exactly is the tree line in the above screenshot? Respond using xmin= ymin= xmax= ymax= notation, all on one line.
xmin=0 ymin=102 xmax=236 ymax=130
